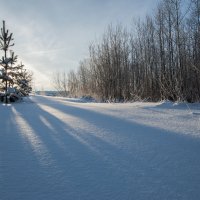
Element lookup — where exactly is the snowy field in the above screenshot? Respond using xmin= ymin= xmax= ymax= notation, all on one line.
xmin=1 ymin=95 xmax=200 ymax=200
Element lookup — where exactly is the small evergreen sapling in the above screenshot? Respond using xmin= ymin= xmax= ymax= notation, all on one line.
xmin=0 ymin=20 xmax=15 ymax=103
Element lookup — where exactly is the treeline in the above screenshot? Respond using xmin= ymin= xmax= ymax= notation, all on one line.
xmin=57 ymin=0 xmax=200 ymax=102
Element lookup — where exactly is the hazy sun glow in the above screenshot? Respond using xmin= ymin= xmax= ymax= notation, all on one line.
xmin=0 ymin=0 xmax=158 ymax=90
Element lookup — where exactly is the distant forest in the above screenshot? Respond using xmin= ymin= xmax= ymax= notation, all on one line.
xmin=54 ymin=0 xmax=200 ymax=102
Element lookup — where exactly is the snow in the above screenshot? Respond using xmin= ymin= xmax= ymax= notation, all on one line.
xmin=1 ymin=95 xmax=200 ymax=200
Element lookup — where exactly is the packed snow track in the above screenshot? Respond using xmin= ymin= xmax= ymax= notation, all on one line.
xmin=1 ymin=95 xmax=200 ymax=200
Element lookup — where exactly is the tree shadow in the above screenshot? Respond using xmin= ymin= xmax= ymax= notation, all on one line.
xmin=2 ymin=95 xmax=200 ymax=200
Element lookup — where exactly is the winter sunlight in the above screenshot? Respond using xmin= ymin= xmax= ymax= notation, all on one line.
xmin=1 ymin=95 xmax=200 ymax=200
xmin=11 ymin=107 xmax=53 ymax=167
xmin=1 ymin=0 xmax=200 ymax=199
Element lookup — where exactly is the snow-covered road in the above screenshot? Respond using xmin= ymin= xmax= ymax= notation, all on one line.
xmin=1 ymin=95 xmax=200 ymax=200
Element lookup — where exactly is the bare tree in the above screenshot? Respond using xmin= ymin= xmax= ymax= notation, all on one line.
xmin=52 ymin=72 xmax=68 ymax=96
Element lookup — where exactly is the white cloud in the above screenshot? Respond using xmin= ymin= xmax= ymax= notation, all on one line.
xmin=0 ymin=0 xmax=159 ymax=90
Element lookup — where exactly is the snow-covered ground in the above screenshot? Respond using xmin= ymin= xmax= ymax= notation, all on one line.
xmin=1 ymin=95 xmax=200 ymax=200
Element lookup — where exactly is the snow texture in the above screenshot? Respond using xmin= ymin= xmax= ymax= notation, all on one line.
xmin=1 ymin=95 xmax=200 ymax=200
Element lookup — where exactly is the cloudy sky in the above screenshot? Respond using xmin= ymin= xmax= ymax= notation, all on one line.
xmin=0 ymin=0 xmax=159 ymax=90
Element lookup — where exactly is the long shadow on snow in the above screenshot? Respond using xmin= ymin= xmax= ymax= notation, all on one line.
xmin=13 ymin=101 xmax=143 ymax=200
xmin=11 ymin=96 xmax=200 ymax=200
xmin=12 ymin=103 xmax=111 ymax=187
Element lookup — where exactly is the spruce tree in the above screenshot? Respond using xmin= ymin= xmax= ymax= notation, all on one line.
xmin=0 ymin=20 xmax=15 ymax=103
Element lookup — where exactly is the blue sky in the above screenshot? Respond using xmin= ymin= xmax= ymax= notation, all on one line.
xmin=0 ymin=0 xmax=159 ymax=90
